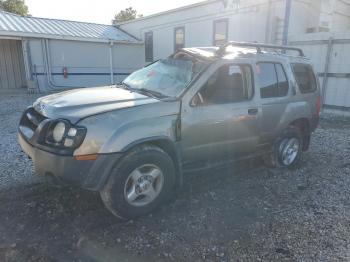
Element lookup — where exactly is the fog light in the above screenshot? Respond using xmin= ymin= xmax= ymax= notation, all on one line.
xmin=64 ymin=138 xmax=74 ymax=147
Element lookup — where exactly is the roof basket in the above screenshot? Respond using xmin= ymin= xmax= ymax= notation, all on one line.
xmin=216 ymin=41 xmax=305 ymax=57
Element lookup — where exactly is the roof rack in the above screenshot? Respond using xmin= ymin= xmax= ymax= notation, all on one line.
xmin=216 ymin=41 xmax=305 ymax=57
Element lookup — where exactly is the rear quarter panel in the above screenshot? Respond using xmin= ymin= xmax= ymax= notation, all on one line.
xmin=258 ymin=58 xmax=320 ymax=142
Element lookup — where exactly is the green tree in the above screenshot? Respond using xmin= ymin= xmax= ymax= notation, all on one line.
xmin=0 ymin=0 xmax=29 ymax=16
xmin=113 ymin=7 xmax=142 ymax=24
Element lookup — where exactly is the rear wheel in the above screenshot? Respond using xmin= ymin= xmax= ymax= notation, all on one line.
xmin=277 ymin=136 xmax=301 ymax=167
xmin=100 ymin=145 xmax=176 ymax=219
xmin=263 ymin=126 xmax=303 ymax=169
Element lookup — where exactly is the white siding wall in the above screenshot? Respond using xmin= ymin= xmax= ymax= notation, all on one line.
xmin=120 ymin=0 xmax=321 ymax=62
xmin=49 ymin=40 xmax=111 ymax=88
xmin=185 ymin=20 xmax=213 ymax=46
xmin=28 ymin=39 xmax=47 ymax=90
xmin=28 ymin=39 xmax=143 ymax=92
xmin=332 ymin=0 xmax=350 ymax=30
xmin=320 ymin=0 xmax=350 ymax=31
xmin=112 ymin=43 xmax=145 ymax=83
xmin=290 ymin=31 xmax=350 ymax=108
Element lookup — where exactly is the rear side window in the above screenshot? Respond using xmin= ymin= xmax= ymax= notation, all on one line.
xmin=257 ymin=63 xmax=289 ymax=98
xmin=292 ymin=64 xmax=317 ymax=93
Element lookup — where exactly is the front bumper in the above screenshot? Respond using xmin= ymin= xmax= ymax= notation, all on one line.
xmin=19 ymin=133 xmax=122 ymax=191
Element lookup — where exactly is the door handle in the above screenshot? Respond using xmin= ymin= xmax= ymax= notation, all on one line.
xmin=248 ymin=108 xmax=258 ymax=115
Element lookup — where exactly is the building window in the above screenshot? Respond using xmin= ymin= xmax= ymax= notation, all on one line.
xmin=145 ymin=31 xmax=153 ymax=62
xmin=174 ymin=27 xmax=185 ymax=51
xmin=213 ymin=19 xmax=228 ymax=46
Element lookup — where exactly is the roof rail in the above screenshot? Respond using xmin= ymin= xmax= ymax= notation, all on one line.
xmin=216 ymin=41 xmax=305 ymax=57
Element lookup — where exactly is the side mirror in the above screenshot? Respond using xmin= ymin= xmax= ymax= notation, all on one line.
xmin=190 ymin=93 xmax=202 ymax=107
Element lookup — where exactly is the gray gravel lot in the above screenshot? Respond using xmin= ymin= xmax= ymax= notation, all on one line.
xmin=1 ymin=91 xmax=350 ymax=261
xmin=0 ymin=90 xmax=43 ymax=190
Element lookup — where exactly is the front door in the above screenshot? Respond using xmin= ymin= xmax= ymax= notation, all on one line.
xmin=180 ymin=63 xmax=261 ymax=164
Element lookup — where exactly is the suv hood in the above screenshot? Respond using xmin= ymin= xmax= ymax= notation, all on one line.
xmin=33 ymin=86 xmax=160 ymax=122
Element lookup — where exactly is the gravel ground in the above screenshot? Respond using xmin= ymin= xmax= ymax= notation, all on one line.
xmin=1 ymin=91 xmax=350 ymax=261
xmin=0 ymin=90 xmax=42 ymax=190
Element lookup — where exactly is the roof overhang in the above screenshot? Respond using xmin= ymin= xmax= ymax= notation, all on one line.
xmin=0 ymin=30 xmax=143 ymax=44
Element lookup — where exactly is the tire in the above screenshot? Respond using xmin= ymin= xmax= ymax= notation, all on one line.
xmin=263 ymin=126 xmax=303 ymax=169
xmin=100 ymin=145 xmax=176 ymax=219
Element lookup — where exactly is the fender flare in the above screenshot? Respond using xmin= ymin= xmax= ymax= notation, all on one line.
xmin=120 ymin=136 xmax=183 ymax=190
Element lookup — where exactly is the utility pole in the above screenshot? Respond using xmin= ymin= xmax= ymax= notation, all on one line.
xmin=282 ymin=0 xmax=292 ymax=46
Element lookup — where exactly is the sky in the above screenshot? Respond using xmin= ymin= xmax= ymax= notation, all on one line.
xmin=25 ymin=0 xmax=204 ymax=24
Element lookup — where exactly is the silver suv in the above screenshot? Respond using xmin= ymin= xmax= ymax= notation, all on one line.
xmin=19 ymin=42 xmax=321 ymax=219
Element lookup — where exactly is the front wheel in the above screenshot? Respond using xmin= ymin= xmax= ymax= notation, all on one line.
xmin=100 ymin=145 xmax=176 ymax=219
xmin=263 ymin=126 xmax=303 ymax=169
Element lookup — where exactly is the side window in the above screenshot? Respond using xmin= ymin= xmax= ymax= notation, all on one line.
xmin=174 ymin=27 xmax=185 ymax=51
xmin=197 ymin=64 xmax=253 ymax=105
xmin=275 ymin=64 xmax=289 ymax=96
xmin=258 ymin=63 xmax=278 ymax=98
xmin=213 ymin=19 xmax=228 ymax=46
xmin=292 ymin=64 xmax=317 ymax=93
xmin=145 ymin=32 xmax=153 ymax=63
xmin=257 ymin=63 xmax=289 ymax=98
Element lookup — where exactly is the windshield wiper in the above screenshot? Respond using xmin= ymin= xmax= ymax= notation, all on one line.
xmin=118 ymin=82 xmax=169 ymax=99
xmin=138 ymin=88 xmax=169 ymax=98
xmin=118 ymin=82 xmax=132 ymax=90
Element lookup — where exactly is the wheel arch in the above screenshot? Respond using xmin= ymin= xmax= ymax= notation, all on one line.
xmin=121 ymin=136 xmax=183 ymax=190
xmin=288 ymin=118 xmax=311 ymax=151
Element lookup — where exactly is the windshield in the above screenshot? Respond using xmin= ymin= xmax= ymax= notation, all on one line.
xmin=122 ymin=56 xmax=205 ymax=98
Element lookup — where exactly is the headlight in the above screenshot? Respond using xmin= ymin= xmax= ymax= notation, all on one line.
xmin=52 ymin=122 xmax=66 ymax=142
xmin=44 ymin=119 xmax=86 ymax=149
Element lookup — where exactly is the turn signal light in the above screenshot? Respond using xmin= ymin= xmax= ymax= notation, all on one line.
xmin=316 ymin=96 xmax=322 ymax=116
xmin=75 ymin=154 xmax=98 ymax=161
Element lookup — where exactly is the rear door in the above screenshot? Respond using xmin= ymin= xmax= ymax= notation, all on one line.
xmin=256 ymin=62 xmax=291 ymax=142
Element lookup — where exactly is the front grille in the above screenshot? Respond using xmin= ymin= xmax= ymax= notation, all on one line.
xmin=19 ymin=107 xmax=47 ymax=139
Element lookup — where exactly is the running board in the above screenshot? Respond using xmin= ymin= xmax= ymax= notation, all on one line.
xmin=182 ymin=151 xmax=267 ymax=173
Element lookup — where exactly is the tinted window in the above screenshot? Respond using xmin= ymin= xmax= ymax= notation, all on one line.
xmin=174 ymin=27 xmax=185 ymax=51
xmin=258 ymin=63 xmax=279 ymax=98
xmin=258 ymin=63 xmax=289 ymax=98
xmin=199 ymin=64 xmax=253 ymax=104
xmin=145 ymin=32 xmax=153 ymax=62
xmin=275 ymin=64 xmax=289 ymax=96
xmin=213 ymin=19 xmax=228 ymax=46
xmin=292 ymin=64 xmax=317 ymax=93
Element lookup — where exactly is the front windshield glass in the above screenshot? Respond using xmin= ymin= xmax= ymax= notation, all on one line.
xmin=122 ymin=55 xmax=206 ymax=98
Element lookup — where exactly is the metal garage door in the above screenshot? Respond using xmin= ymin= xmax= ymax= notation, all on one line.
xmin=0 ymin=39 xmax=26 ymax=89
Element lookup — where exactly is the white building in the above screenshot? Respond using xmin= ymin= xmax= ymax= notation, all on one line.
xmin=118 ymin=0 xmax=322 ymax=62
xmin=1 ymin=0 xmax=349 ymax=110
xmin=117 ymin=0 xmax=350 ymax=110
xmin=0 ymin=0 xmax=325 ymax=93
xmin=319 ymin=0 xmax=350 ymax=31
xmin=0 ymin=10 xmax=144 ymax=92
